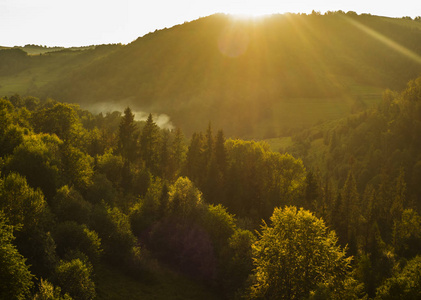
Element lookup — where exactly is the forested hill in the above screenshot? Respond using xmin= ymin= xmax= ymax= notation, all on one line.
xmin=40 ymin=12 xmax=421 ymax=136
xmin=3 ymin=12 xmax=421 ymax=137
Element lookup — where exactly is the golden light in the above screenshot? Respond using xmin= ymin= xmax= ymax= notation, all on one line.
xmin=218 ymin=24 xmax=250 ymax=57
xmin=343 ymin=16 xmax=421 ymax=65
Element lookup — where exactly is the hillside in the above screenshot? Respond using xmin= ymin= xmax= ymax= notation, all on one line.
xmin=0 ymin=44 xmax=122 ymax=96
xmin=3 ymin=12 xmax=421 ymax=137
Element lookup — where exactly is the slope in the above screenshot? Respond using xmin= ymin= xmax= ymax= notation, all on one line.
xmin=5 ymin=12 xmax=421 ymax=137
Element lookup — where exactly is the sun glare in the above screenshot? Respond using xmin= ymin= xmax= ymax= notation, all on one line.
xmin=223 ymin=3 xmax=283 ymax=19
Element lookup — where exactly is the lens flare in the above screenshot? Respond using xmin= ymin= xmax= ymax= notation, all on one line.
xmin=218 ymin=24 xmax=250 ymax=57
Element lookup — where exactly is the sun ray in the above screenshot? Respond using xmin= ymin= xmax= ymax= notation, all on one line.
xmin=343 ymin=15 xmax=421 ymax=65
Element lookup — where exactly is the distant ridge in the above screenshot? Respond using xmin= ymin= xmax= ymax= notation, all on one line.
xmin=3 ymin=12 xmax=421 ymax=137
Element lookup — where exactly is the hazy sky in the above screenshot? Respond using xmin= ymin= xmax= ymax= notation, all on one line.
xmin=1 ymin=0 xmax=420 ymax=47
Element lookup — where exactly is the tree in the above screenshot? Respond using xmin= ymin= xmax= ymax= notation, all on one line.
xmin=214 ymin=129 xmax=227 ymax=175
xmin=340 ymin=171 xmax=360 ymax=252
xmin=52 ymin=221 xmax=102 ymax=263
xmin=392 ymin=209 xmax=421 ymax=258
xmin=185 ymin=132 xmax=206 ymax=186
xmin=249 ymin=206 xmax=355 ymax=299
xmin=375 ymin=255 xmax=421 ymax=300
xmin=60 ymin=144 xmax=94 ymax=191
xmin=117 ymin=107 xmax=137 ymax=163
xmin=390 ymin=168 xmax=406 ymax=221
xmin=54 ymin=259 xmax=96 ymax=300
xmin=221 ymin=229 xmax=256 ymax=297
xmin=0 ymin=124 xmax=25 ymax=157
xmin=0 ymin=212 xmax=34 ymax=300
xmin=0 ymin=172 xmax=57 ymax=278
xmin=168 ymin=127 xmax=186 ymax=181
xmin=204 ymin=122 xmax=214 ymax=165
xmin=96 ymin=150 xmax=124 ymax=188
xmin=303 ymin=170 xmax=319 ymax=211
xmin=159 ymin=129 xmax=171 ymax=179
xmin=52 ymin=186 xmax=92 ymax=225
xmin=0 ymin=98 xmax=14 ymax=134
xmin=4 ymin=133 xmax=62 ymax=199
xmin=0 ymin=172 xmax=50 ymax=231
xmin=167 ymin=176 xmax=204 ymax=221
xmin=33 ymin=279 xmax=72 ymax=300
xmin=32 ymin=103 xmax=78 ymax=142
xmin=90 ymin=203 xmax=138 ymax=266
xmin=140 ymin=113 xmax=161 ymax=174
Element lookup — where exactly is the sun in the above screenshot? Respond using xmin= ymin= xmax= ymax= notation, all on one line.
xmin=222 ymin=1 xmax=283 ymax=19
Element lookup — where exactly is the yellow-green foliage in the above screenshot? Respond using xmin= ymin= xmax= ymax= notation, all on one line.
xmin=249 ymin=206 xmax=355 ymax=299
xmin=0 ymin=212 xmax=34 ymax=300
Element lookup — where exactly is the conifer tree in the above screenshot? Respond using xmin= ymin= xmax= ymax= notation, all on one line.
xmin=117 ymin=107 xmax=137 ymax=163
xmin=140 ymin=113 xmax=161 ymax=175
xmin=185 ymin=132 xmax=206 ymax=186
xmin=160 ymin=129 xmax=171 ymax=179
xmin=169 ymin=128 xmax=186 ymax=181
xmin=214 ymin=129 xmax=227 ymax=175
xmin=341 ymin=171 xmax=360 ymax=253
xmin=390 ymin=168 xmax=406 ymax=221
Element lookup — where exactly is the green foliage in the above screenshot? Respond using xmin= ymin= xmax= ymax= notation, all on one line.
xmin=224 ymin=139 xmax=306 ymax=218
xmin=52 ymin=186 xmax=92 ymax=224
xmin=0 ymin=98 xmax=14 ymax=136
xmin=167 ymin=177 xmax=204 ymax=221
xmin=6 ymin=89 xmax=421 ymax=298
xmin=202 ymin=204 xmax=236 ymax=251
xmin=96 ymin=150 xmax=124 ymax=188
xmin=0 ymin=124 xmax=26 ymax=157
xmin=339 ymin=171 xmax=360 ymax=252
xmin=32 ymin=103 xmax=79 ymax=142
xmin=4 ymin=133 xmax=62 ymax=199
xmin=0 ymin=173 xmax=56 ymax=277
xmin=220 ymin=229 xmax=256 ymax=297
xmin=375 ymin=256 xmax=421 ymax=300
xmin=249 ymin=206 xmax=354 ymax=299
xmin=54 ymin=259 xmax=96 ymax=300
xmin=168 ymin=127 xmax=187 ymax=181
xmin=84 ymin=173 xmax=117 ymax=205
xmin=140 ymin=113 xmax=161 ymax=175
xmin=392 ymin=209 xmax=421 ymax=258
xmin=60 ymin=144 xmax=94 ymax=191
xmin=117 ymin=107 xmax=138 ymax=163
xmin=90 ymin=203 xmax=138 ymax=266
xmin=0 ymin=172 xmax=50 ymax=231
xmin=0 ymin=212 xmax=34 ymax=300
xmin=52 ymin=221 xmax=102 ymax=262
xmin=34 ymin=279 xmax=72 ymax=300
xmin=129 ymin=179 xmax=165 ymax=235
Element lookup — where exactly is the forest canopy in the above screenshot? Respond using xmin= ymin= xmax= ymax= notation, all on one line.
xmin=1 ymin=75 xmax=421 ymax=298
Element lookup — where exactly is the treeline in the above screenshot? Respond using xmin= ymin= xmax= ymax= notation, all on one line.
xmin=287 ymin=76 xmax=421 ymax=298
xmin=0 ymin=48 xmax=30 ymax=75
xmin=0 ymin=89 xmax=420 ymax=299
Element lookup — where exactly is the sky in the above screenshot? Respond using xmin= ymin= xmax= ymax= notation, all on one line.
xmin=1 ymin=0 xmax=420 ymax=47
